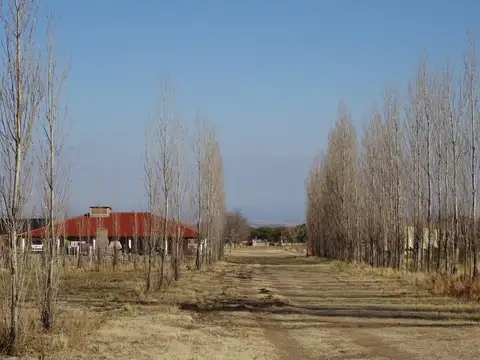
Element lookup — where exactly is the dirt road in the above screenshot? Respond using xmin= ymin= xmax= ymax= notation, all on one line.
xmin=62 ymin=248 xmax=480 ymax=360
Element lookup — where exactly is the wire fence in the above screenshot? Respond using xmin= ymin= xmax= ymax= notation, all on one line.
xmin=0 ymin=241 xmax=207 ymax=272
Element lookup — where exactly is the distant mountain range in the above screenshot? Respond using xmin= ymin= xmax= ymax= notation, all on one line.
xmin=248 ymin=219 xmax=303 ymax=228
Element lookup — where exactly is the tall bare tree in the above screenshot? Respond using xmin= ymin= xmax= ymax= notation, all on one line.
xmin=170 ymin=117 xmax=187 ymax=281
xmin=148 ymin=78 xmax=183 ymax=288
xmin=359 ymin=107 xmax=383 ymax=266
xmin=0 ymin=0 xmax=42 ymax=353
xmin=405 ymin=57 xmax=436 ymax=272
xmin=383 ymin=87 xmax=406 ymax=269
xmin=306 ymin=103 xmax=358 ymax=261
xmin=462 ymin=33 xmax=480 ymax=278
xmin=144 ymin=77 xmax=185 ymax=289
xmin=204 ymin=131 xmax=226 ymax=262
xmin=111 ymin=212 xmax=120 ymax=270
xmin=36 ymin=14 xmax=69 ymax=330
xmin=305 ymin=153 xmax=325 ymax=257
xmin=131 ymin=212 xmax=139 ymax=270
xmin=192 ymin=116 xmax=210 ymax=270
xmin=192 ymin=116 xmax=226 ymax=267
xmin=211 ymin=138 xmax=226 ymax=261
xmin=143 ymin=121 xmax=160 ymax=293
xmin=76 ymin=214 xmax=87 ymax=268
xmin=439 ymin=62 xmax=462 ymax=274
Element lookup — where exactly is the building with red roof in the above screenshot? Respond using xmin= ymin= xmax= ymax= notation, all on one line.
xmin=22 ymin=206 xmax=198 ymax=253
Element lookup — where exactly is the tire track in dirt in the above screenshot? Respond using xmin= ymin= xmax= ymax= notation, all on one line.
xmin=257 ymin=318 xmax=314 ymax=360
xmin=345 ymin=329 xmax=414 ymax=360
xmin=220 ymin=260 xmax=315 ymax=360
xmin=327 ymin=273 xmax=416 ymax=359
xmin=257 ymin=257 xmax=414 ymax=360
xmin=246 ymin=263 xmax=314 ymax=360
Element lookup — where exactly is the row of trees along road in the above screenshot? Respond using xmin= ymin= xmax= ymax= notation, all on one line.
xmin=143 ymin=78 xmax=226 ymax=292
xmin=0 ymin=0 xmax=70 ymax=355
xmin=306 ymin=35 xmax=480 ymax=280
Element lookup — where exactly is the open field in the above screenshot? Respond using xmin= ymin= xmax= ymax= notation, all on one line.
xmin=11 ymin=246 xmax=480 ymax=360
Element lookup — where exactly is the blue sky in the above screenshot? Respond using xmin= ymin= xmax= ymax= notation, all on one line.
xmin=39 ymin=0 xmax=480 ymax=223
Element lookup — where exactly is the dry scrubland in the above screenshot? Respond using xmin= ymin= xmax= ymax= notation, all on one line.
xmin=3 ymin=246 xmax=479 ymax=360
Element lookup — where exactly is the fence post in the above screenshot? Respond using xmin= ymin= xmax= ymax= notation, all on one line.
xmin=89 ymin=245 xmax=93 ymax=267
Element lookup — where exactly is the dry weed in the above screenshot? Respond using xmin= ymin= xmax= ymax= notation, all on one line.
xmin=426 ymin=274 xmax=480 ymax=300
xmin=330 ymin=260 xmax=480 ymax=302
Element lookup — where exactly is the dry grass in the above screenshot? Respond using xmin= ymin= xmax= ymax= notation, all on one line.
xmin=0 ymin=299 xmax=105 ymax=357
xmin=329 ymin=259 xmax=480 ymax=302
xmin=46 ymin=258 xmax=281 ymax=360
xmin=426 ymin=274 xmax=480 ymax=300
xmin=0 ymin=256 xmax=199 ymax=357
xmin=281 ymin=243 xmax=307 ymax=255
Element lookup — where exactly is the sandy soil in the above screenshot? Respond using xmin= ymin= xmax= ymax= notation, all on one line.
xmin=46 ymin=247 xmax=480 ymax=360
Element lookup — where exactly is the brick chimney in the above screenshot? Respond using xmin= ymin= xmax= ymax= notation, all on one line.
xmin=89 ymin=206 xmax=112 ymax=218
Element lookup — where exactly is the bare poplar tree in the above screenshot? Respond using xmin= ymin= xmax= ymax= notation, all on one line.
xmin=205 ymin=132 xmax=226 ymax=262
xmin=439 ymin=62 xmax=463 ymax=274
xmin=405 ymin=76 xmax=424 ymax=271
xmin=36 ymin=14 xmax=69 ymax=330
xmin=405 ymin=57 xmax=436 ymax=272
xmin=423 ymin=59 xmax=434 ymax=272
xmin=143 ymin=77 xmax=184 ymax=290
xmin=360 ymin=107 xmax=385 ymax=266
xmin=76 ymin=215 xmax=87 ymax=268
xmin=430 ymin=62 xmax=460 ymax=273
xmin=170 ymin=117 xmax=187 ymax=281
xmin=330 ymin=103 xmax=358 ymax=261
xmin=131 ymin=213 xmax=138 ymax=270
xmin=152 ymin=78 xmax=178 ymax=288
xmin=0 ymin=0 xmax=42 ymax=353
xmin=192 ymin=116 xmax=210 ymax=270
xmin=111 ymin=212 xmax=120 ymax=270
xmin=94 ymin=216 xmax=105 ymax=271
xmin=305 ymin=153 xmax=325 ymax=257
xmin=143 ymin=123 xmax=160 ymax=293
xmin=306 ymin=103 xmax=358 ymax=261
xmin=462 ymin=33 xmax=480 ymax=278
xmin=192 ymin=116 xmax=226 ymax=267
xmin=382 ymin=87 xmax=406 ymax=269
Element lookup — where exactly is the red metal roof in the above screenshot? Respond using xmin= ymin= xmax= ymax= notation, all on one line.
xmin=23 ymin=212 xmax=198 ymax=239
